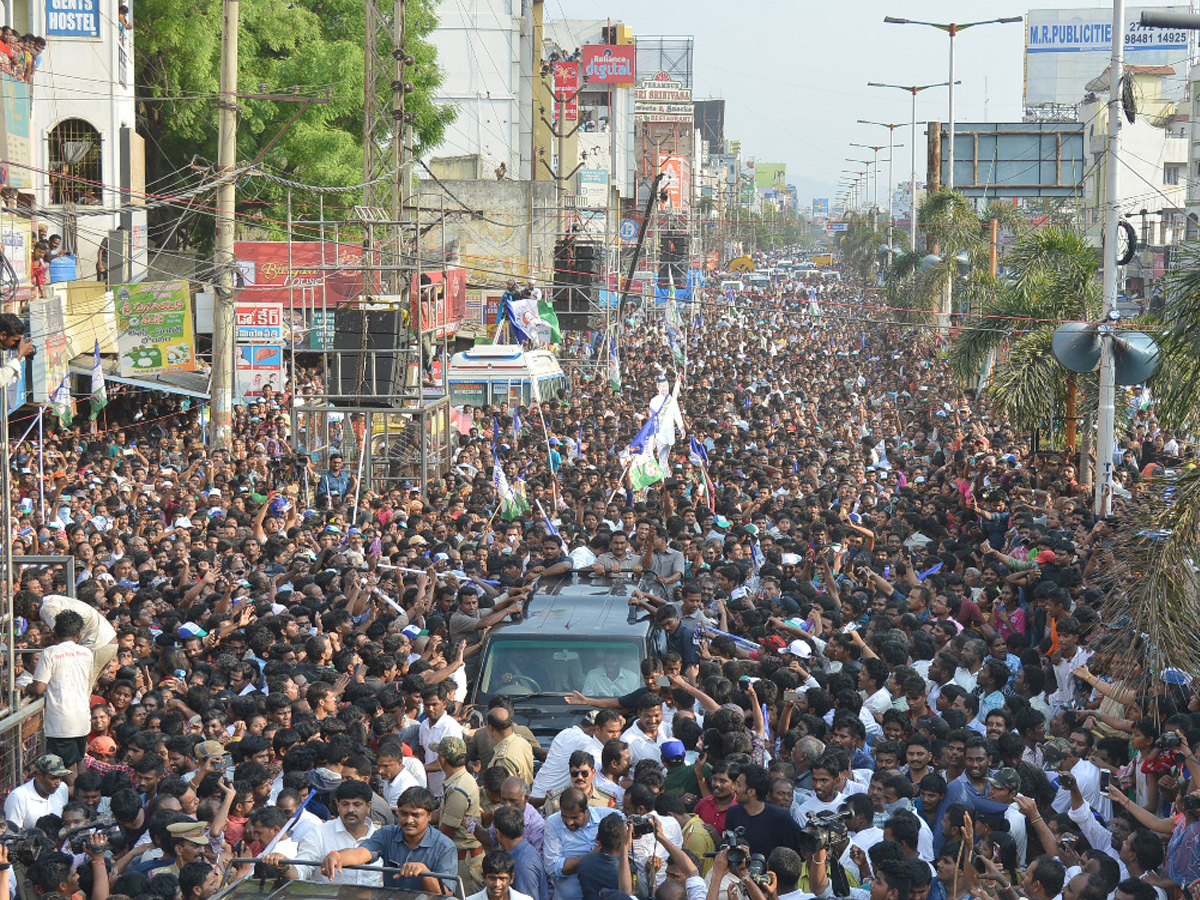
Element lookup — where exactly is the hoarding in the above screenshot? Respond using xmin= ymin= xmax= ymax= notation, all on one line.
xmin=45 ymin=0 xmax=99 ymax=37
xmin=234 ymin=302 xmax=284 ymax=343
xmin=0 ymin=78 xmax=32 ymax=189
xmin=236 ymin=345 xmax=285 ymax=401
xmin=1025 ymin=7 xmax=1188 ymax=106
xmin=813 ymin=198 xmax=830 ymax=216
xmin=634 ymin=72 xmax=693 ymax=123
xmin=113 ymin=280 xmax=196 ymax=377
xmin=551 ymin=61 xmax=578 ymax=123
xmin=411 ymin=268 xmax=467 ymax=337
xmin=755 ymin=162 xmax=786 ymax=191
xmin=28 ymin=292 xmax=68 ymax=403
xmin=577 ymin=168 xmax=608 ymax=208
xmin=234 ymin=241 xmax=364 ymax=308
xmin=581 ymin=45 xmax=636 ymax=85
xmin=659 ymin=156 xmax=691 ymax=211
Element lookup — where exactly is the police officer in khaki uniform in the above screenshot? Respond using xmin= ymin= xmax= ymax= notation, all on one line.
xmin=485 ymin=709 xmax=536 ymax=787
xmin=433 ymin=736 xmax=484 ymax=894
xmin=542 ymin=749 xmax=615 ymax=816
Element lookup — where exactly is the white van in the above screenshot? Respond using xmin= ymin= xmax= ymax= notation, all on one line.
xmin=447 ymin=344 xmax=566 ymax=408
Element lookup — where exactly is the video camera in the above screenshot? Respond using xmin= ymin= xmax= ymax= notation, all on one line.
xmin=0 ymin=828 xmax=56 ymax=865
xmin=796 ymin=809 xmax=851 ymax=854
xmin=703 ymin=826 xmax=767 ymax=882
xmin=59 ymin=818 xmax=120 ymax=854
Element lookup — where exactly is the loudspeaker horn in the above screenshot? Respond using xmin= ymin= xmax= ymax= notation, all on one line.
xmin=1051 ymin=321 xmax=1102 ymax=373
xmin=1112 ymin=330 xmax=1160 ymax=385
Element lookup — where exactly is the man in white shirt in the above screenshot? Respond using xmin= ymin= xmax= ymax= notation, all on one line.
xmin=466 ymin=849 xmax=535 ymax=900
xmin=264 ymin=780 xmax=382 ymax=886
xmin=792 ymin=759 xmax=845 ymax=826
xmin=3 ymin=754 xmax=70 ymax=828
xmin=377 ymin=743 xmax=420 ymax=810
xmin=26 ymin=609 xmax=94 ymax=776
xmin=985 ymin=768 xmax=1027 ymax=866
xmin=17 ymin=590 xmax=117 ymax=685
xmin=859 ymin=659 xmax=893 ymax=722
xmin=530 ymin=712 xmax=619 ymax=801
xmin=418 ymin=685 xmax=464 ymax=797
xmin=620 ymin=696 xmax=669 ymax=766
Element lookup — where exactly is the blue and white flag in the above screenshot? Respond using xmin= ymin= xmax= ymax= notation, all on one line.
xmin=513 ymin=406 xmax=522 ymax=439
xmin=626 ymin=414 xmax=657 ymax=456
xmin=688 ymin=435 xmax=709 ymax=468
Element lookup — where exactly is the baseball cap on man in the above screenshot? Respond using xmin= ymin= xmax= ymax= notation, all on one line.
xmin=194 ymin=740 xmax=226 ymax=761
xmin=88 ymin=736 xmax=118 ymax=756
xmin=661 ymin=740 xmax=686 ymax=762
xmin=1041 ymin=738 xmax=1073 ymax=768
xmin=431 ymin=736 xmax=468 ymax=766
xmin=35 ymin=753 xmax=71 ymax=777
xmin=988 ymin=767 xmax=1021 ymax=792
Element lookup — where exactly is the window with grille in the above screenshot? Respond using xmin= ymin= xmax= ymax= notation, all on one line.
xmin=1164 ymin=165 xmax=1181 ymax=186
xmin=47 ymin=118 xmax=102 ymax=205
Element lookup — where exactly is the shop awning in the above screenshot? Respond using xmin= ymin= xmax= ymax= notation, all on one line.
xmin=69 ymin=356 xmax=211 ymax=400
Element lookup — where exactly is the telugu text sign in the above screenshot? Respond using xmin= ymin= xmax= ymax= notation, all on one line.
xmin=234 ymin=302 xmax=284 ymax=343
xmin=114 ymin=281 xmax=196 ymax=377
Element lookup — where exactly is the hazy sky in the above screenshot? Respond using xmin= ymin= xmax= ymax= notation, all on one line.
xmin=558 ymin=0 xmax=1167 ymax=206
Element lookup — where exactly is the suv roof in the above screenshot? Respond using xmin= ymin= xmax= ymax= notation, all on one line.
xmin=500 ymin=573 xmax=651 ymax=638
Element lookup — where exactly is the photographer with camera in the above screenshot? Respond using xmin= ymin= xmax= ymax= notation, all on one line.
xmin=0 ymin=312 xmax=35 ymax=389
xmin=624 ymin=784 xmax=684 ymax=891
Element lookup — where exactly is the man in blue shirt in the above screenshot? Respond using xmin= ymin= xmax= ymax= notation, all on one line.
xmin=317 ymin=453 xmax=353 ymax=501
xmin=323 ymin=786 xmax=457 ymax=893
xmin=542 ymin=788 xmax=623 ymax=900
xmin=494 ymin=805 xmax=547 ymax=900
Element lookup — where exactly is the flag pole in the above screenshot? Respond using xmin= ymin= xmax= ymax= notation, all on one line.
xmin=36 ymin=407 xmax=44 ymax=525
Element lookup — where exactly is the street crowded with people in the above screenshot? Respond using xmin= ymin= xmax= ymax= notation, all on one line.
xmin=2 ymin=258 xmax=1199 ymax=900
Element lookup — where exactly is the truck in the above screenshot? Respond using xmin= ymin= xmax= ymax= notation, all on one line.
xmin=446 ymin=344 xmax=566 ymax=408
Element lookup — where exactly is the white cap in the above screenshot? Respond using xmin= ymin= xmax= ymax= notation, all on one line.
xmin=787 ymin=639 xmax=812 ymax=659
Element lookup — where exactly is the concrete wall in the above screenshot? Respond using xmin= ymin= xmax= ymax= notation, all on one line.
xmin=414 ymin=178 xmax=557 ymax=289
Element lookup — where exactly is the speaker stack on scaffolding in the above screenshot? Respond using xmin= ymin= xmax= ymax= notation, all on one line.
xmin=553 ymin=236 xmax=602 ymax=331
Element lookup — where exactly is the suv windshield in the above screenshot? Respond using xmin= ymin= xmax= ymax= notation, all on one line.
xmin=477 ymin=637 xmax=643 ymax=701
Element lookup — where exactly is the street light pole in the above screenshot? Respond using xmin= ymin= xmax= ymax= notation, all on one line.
xmin=868 ymin=81 xmax=953 ymax=252
xmin=858 ymin=120 xmax=905 ymax=226
xmin=883 ymin=16 xmax=1023 ymax=190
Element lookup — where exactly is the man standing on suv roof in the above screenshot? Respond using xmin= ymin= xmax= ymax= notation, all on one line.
xmin=643 ymin=527 xmax=685 ymax=588
xmin=528 ymin=535 xmax=574 ymax=581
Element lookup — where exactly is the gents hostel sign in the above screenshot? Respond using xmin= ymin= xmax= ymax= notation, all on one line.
xmin=45 ymin=0 xmax=99 ymax=37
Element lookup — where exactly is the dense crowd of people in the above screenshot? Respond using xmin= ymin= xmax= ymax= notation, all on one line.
xmin=1 ymin=252 xmax=1198 ymax=900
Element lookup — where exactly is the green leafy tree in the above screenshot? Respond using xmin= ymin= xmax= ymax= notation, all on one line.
xmin=135 ymin=0 xmax=454 ymax=251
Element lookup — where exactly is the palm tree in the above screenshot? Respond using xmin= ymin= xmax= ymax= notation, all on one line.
xmin=947 ymin=223 xmax=1102 ymax=443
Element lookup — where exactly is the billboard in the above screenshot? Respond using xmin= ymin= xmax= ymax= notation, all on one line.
xmin=755 ymin=162 xmax=786 ymax=191
xmin=0 ymin=78 xmax=32 ymax=190
xmin=113 ymin=281 xmax=196 ymax=377
xmin=634 ymin=72 xmax=693 ymax=123
xmin=235 ymin=241 xmax=364 ymax=308
xmin=659 ymin=156 xmax=691 ymax=211
xmin=236 ymin=345 xmax=285 ymax=401
xmin=29 ymin=292 xmax=68 ymax=403
xmin=411 ymin=269 xmax=467 ymax=337
xmin=45 ymin=0 xmax=99 ymax=37
xmin=581 ymin=45 xmax=636 ymax=85
xmin=813 ymin=198 xmax=830 ymax=216
xmin=577 ymin=168 xmax=608 ymax=208
xmin=551 ymin=61 xmax=578 ymax=122
xmin=1025 ymin=7 xmax=1189 ymax=105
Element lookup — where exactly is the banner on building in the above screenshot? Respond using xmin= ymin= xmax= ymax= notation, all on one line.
xmin=581 ymin=45 xmax=636 ymax=84
xmin=235 ymin=241 xmax=365 ymax=308
xmin=0 ymin=78 xmax=32 ymax=189
xmin=577 ymin=168 xmax=609 ymax=208
xmin=113 ymin=280 xmax=196 ymax=377
xmin=813 ymin=198 xmax=830 ymax=216
xmin=45 ymin=0 xmax=99 ymax=37
xmin=236 ymin=345 xmax=285 ymax=401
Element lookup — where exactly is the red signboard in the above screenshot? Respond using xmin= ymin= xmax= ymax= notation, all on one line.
xmin=235 ymin=241 xmax=364 ymax=308
xmin=551 ymin=61 xmax=579 ymax=122
xmin=411 ymin=269 xmax=467 ymax=337
xmin=581 ymin=45 xmax=636 ymax=84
